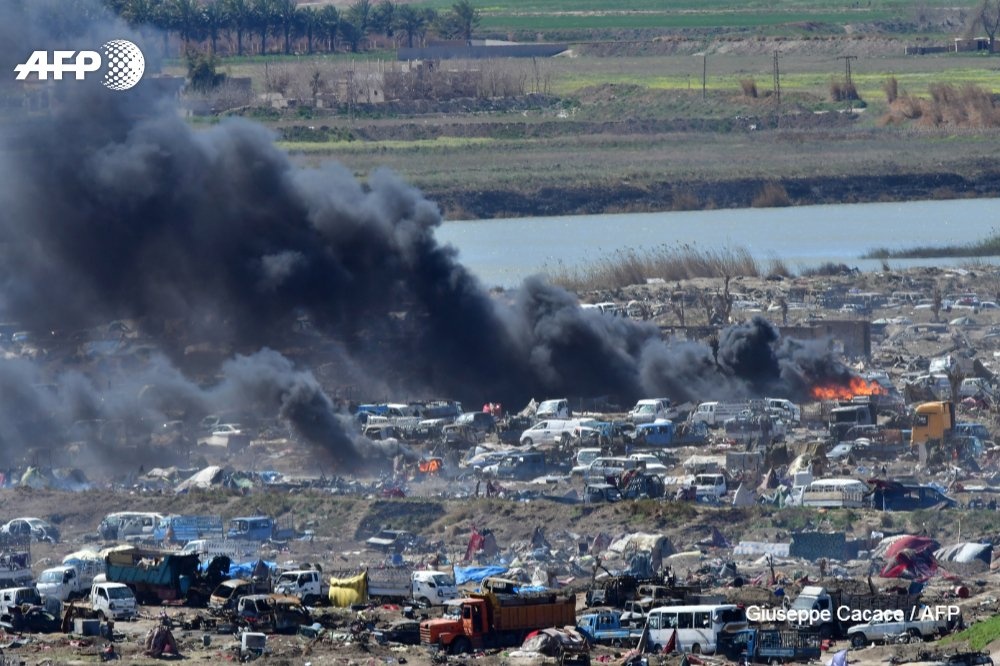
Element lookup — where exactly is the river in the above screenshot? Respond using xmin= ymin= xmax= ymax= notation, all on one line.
xmin=435 ymin=198 xmax=1000 ymax=288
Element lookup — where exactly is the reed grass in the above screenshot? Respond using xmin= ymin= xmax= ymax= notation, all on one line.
xmin=864 ymin=229 xmax=1000 ymax=259
xmin=544 ymin=243 xmax=790 ymax=290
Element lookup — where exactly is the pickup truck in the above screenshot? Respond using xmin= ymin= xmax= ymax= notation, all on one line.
xmin=848 ymin=616 xmax=950 ymax=648
xmin=577 ymin=610 xmax=644 ymax=647
xmin=717 ymin=628 xmax=821 ymax=664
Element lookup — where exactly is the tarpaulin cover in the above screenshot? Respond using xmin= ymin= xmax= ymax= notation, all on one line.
xmin=454 ymin=565 xmax=508 ymax=585
xmin=328 ymin=571 xmax=368 ymax=607
xmin=934 ymin=542 xmax=992 ymax=566
xmin=201 ymin=558 xmax=277 ymax=577
xmin=879 ymin=535 xmax=940 ymax=581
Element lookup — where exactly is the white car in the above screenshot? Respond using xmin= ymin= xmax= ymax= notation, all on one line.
xmin=826 ymin=442 xmax=854 ymax=461
xmin=204 ymin=423 xmax=246 ymax=448
xmin=1 ymin=517 xmax=59 ymax=543
xmin=627 ymin=454 xmax=669 ymax=475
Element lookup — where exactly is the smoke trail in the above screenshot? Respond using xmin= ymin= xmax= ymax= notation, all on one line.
xmin=0 ymin=1 xmax=859 ymax=475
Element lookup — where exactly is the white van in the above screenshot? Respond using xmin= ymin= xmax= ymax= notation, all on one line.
xmin=787 ymin=478 xmax=868 ymax=508
xmin=519 ymin=419 xmax=577 ymax=447
xmin=645 ymin=604 xmax=747 ymax=654
xmin=98 ymin=512 xmax=166 ymax=541
xmin=536 ymin=399 xmax=571 ymax=419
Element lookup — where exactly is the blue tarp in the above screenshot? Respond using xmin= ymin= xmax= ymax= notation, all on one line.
xmin=199 ymin=558 xmax=277 ymax=578
xmin=454 ymin=565 xmax=508 ymax=585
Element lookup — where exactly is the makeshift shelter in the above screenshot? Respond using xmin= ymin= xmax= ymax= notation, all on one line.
xmin=935 ymin=543 xmax=992 ymax=568
xmin=731 ymin=483 xmax=756 ymax=507
xmin=877 ymin=535 xmax=940 ymax=581
xmin=175 ymin=466 xmax=227 ymax=493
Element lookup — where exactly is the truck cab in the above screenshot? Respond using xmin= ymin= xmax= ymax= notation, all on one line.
xmin=274 ymin=570 xmax=326 ymax=605
xmin=629 ymin=399 xmax=671 ymax=425
xmin=90 ymin=582 xmax=137 ymax=621
xmin=411 ymin=570 xmax=458 ymax=607
xmin=0 ymin=587 xmax=41 ymax=617
xmin=694 ymin=473 xmax=727 ymax=499
xmin=37 ymin=565 xmax=90 ymax=602
xmin=227 ymin=516 xmax=274 ymax=541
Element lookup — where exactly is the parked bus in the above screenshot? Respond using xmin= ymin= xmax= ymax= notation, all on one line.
xmin=645 ymin=604 xmax=747 ymax=655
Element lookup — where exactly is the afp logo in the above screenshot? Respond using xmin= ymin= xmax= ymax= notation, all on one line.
xmin=14 ymin=39 xmax=145 ymax=91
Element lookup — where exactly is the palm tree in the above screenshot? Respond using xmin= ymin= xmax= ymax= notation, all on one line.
xmin=318 ymin=4 xmax=339 ymax=52
xmin=371 ymin=0 xmax=396 ymax=41
xmin=394 ymin=5 xmax=434 ymax=49
xmin=273 ymin=0 xmax=297 ymax=55
xmin=170 ymin=0 xmax=202 ymax=50
xmin=251 ymin=0 xmax=276 ymax=54
xmin=201 ymin=0 xmax=226 ymax=55
xmin=347 ymin=0 xmax=373 ymax=49
xmin=297 ymin=6 xmax=320 ymax=54
xmin=449 ymin=0 xmax=479 ymax=46
xmin=339 ymin=18 xmax=362 ymax=53
xmin=224 ymin=0 xmax=252 ymax=56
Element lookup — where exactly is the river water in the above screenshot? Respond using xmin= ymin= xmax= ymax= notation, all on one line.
xmin=435 ymin=198 xmax=1000 ymax=288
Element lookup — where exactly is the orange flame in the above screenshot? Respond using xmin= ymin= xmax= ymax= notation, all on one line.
xmin=810 ymin=376 xmax=887 ymax=401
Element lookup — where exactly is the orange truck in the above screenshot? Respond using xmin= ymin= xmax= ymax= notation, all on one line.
xmin=420 ymin=586 xmax=576 ymax=655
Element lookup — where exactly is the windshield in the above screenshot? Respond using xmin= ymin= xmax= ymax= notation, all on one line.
xmin=443 ymin=602 xmax=462 ymax=619
xmin=636 ymin=405 xmax=654 ymax=414
xmin=39 ymin=571 xmax=61 ymax=583
xmin=107 ymin=587 xmax=134 ymax=600
xmin=431 ymin=574 xmax=454 ymax=586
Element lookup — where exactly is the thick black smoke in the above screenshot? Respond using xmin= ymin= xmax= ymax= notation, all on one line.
xmin=0 ymin=1 xmax=857 ymax=475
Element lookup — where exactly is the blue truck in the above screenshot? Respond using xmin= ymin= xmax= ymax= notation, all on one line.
xmin=577 ymin=610 xmax=645 ymax=647
xmin=105 ymin=545 xmax=230 ymax=606
xmin=716 ymin=628 xmax=821 ymax=664
xmin=227 ymin=516 xmax=296 ymax=542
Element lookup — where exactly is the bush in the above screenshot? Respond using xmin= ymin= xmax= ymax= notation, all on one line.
xmin=883 ymin=75 xmax=898 ymax=103
xmin=739 ymin=78 xmax=758 ymax=98
xmin=751 ymin=182 xmax=791 ymax=208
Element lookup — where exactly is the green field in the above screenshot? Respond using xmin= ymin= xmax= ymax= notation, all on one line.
xmin=408 ymin=0 xmax=973 ymax=37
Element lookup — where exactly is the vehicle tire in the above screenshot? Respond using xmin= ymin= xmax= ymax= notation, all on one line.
xmin=303 ymin=594 xmax=317 ymax=606
xmin=521 ymin=437 xmax=533 ymax=447
xmin=908 ymin=629 xmax=922 ymax=643
xmin=450 ymin=637 xmax=472 ymax=655
xmin=419 ymin=597 xmax=432 ymax=608
xmin=769 ymin=659 xmax=784 ymax=666
xmin=691 ymin=643 xmax=702 ymax=654
xmin=851 ymin=633 xmax=867 ymax=649
xmin=99 ymin=611 xmax=108 ymax=622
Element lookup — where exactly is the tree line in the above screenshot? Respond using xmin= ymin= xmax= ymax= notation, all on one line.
xmin=103 ymin=0 xmax=482 ymax=57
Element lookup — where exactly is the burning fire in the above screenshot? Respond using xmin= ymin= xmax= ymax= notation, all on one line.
xmin=810 ymin=376 xmax=887 ymax=401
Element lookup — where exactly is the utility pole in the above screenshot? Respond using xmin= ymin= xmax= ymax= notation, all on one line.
xmin=837 ymin=55 xmax=858 ymax=108
xmin=702 ymin=54 xmax=707 ymax=100
xmin=837 ymin=54 xmax=857 ymax=86
xmin=772 ymin=50 xmax=781 ymax=105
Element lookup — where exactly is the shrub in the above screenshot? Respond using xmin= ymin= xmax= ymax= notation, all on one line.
xmin=883 ymin=75 xmax=898 ymax=103
xmin=751 ymin=182 xmax=791 ymax=208
xmin=739 ymin=78 xmax=758 ymax=98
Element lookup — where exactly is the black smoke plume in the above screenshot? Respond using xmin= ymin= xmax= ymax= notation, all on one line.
xmin=0 ymin=1 xmax=858 ymax=474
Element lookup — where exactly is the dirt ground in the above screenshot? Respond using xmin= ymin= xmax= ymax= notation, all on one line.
xmin=5 ymin=265 xmax=1000 ymax=664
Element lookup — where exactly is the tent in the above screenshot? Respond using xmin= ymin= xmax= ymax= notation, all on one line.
xmin=934 ymin=542 xmax=992 ymax=567
xmin=731 ymin=483 xmax=756 ymax=507
xmin=878 ymin=535 xmax=939 ymax=581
